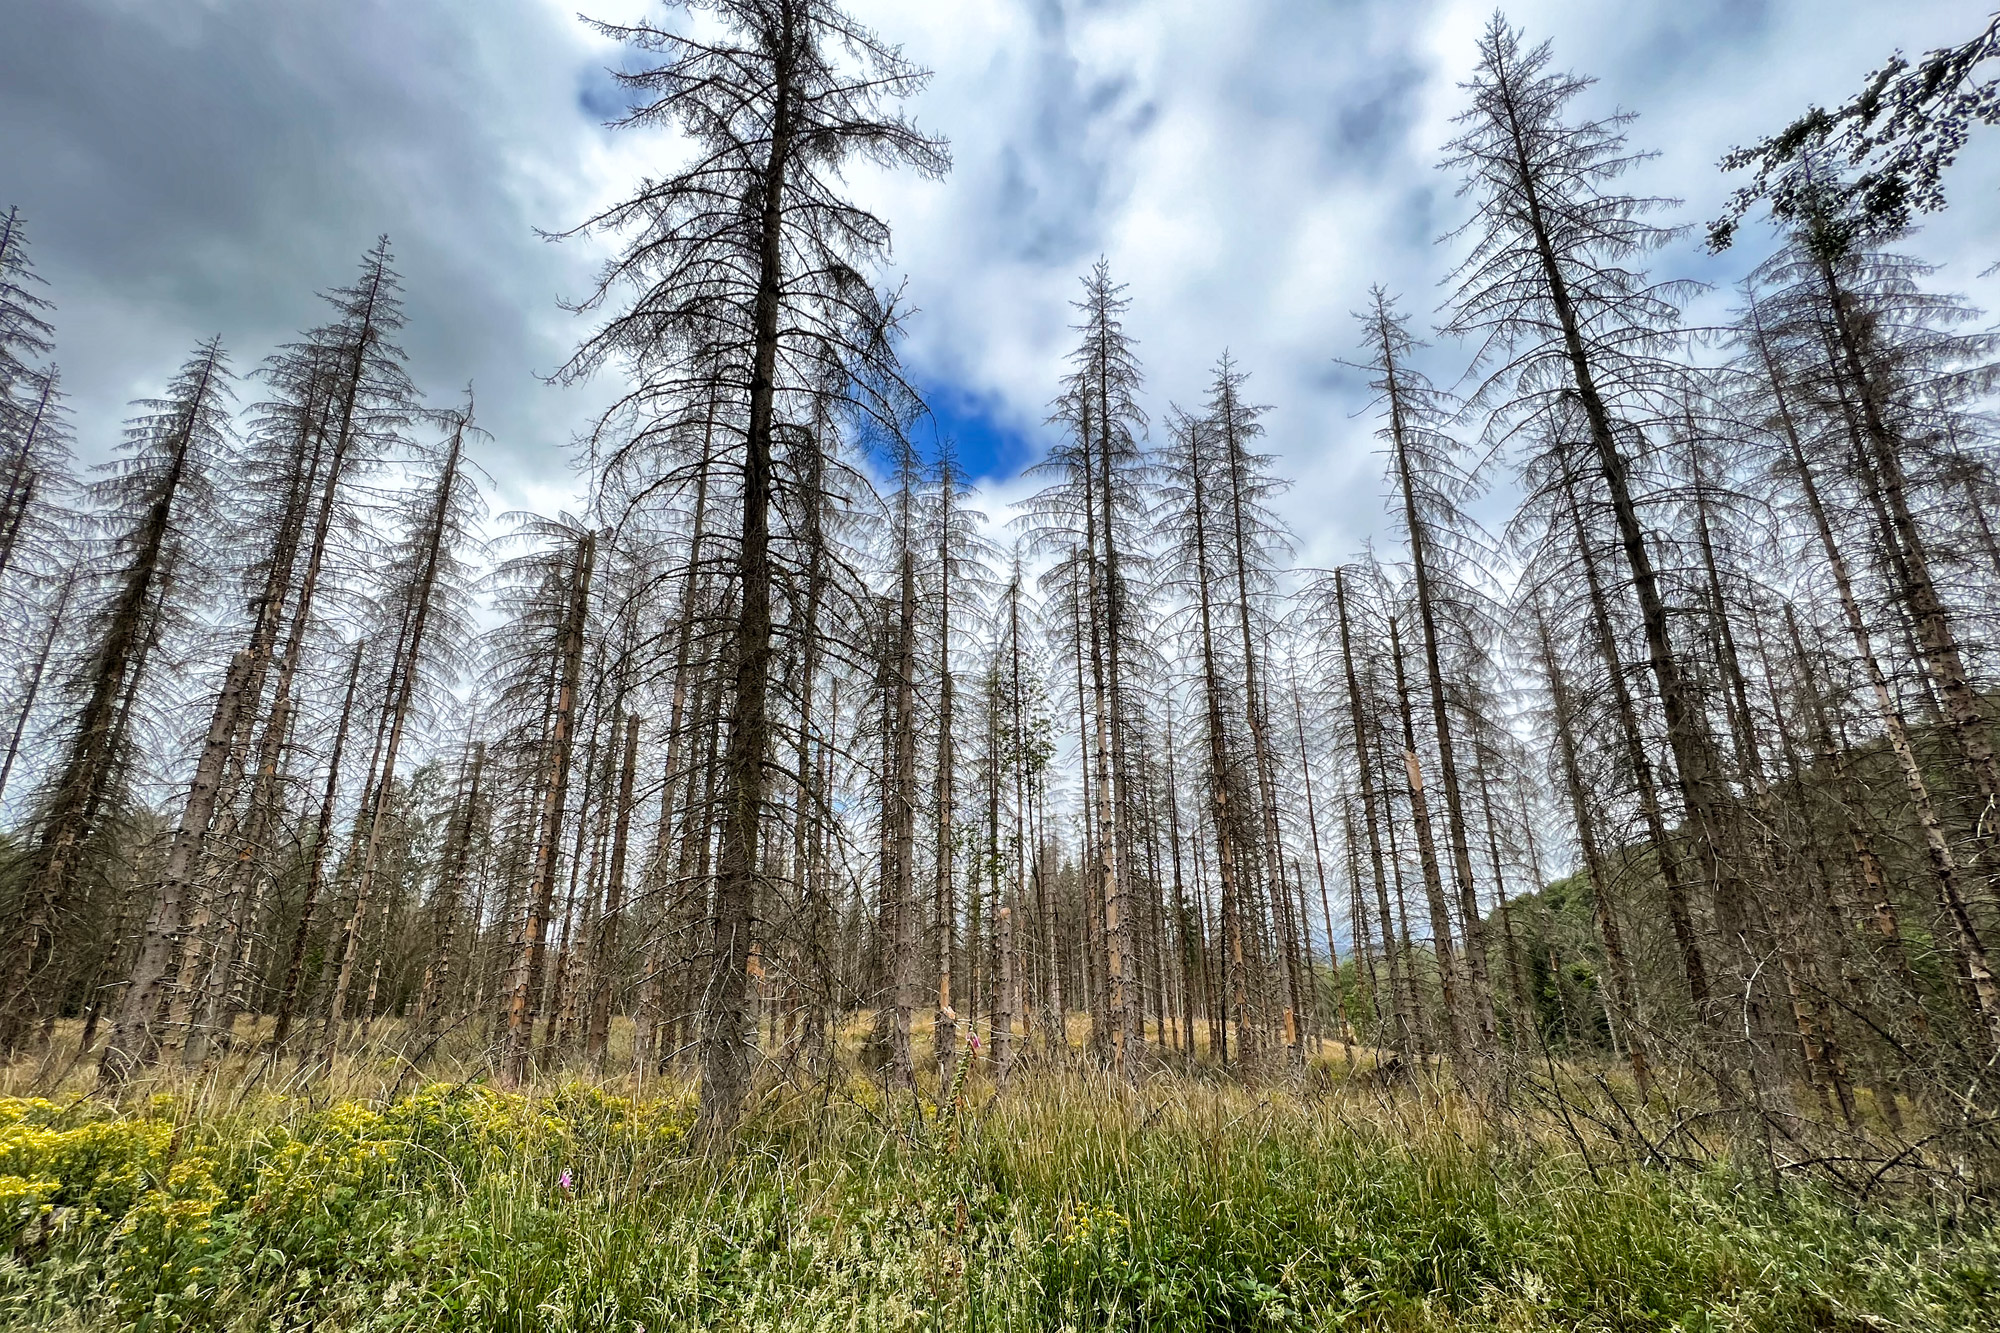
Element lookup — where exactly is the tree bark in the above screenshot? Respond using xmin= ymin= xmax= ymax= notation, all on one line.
xmin=698 ymin=12 xmax=794 ymax=1132
xmin=503 ymin=531 xmax=595 ymax=1085
xmin=12 ymin=349 xmax=218 ymax=1058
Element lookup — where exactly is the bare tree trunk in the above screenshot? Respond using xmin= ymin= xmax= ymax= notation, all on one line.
xmin=1473 ymin=755 xmax=1531 ymax=1045
xmin=1562 ymin=480 xmax=1710 ymax=1008
xmin=1294 ymin=685 xmax=1353 ymax=1068
xmin=418 ymin=741 xmax=486 ymax=1028
xmin=586 ymin=714 xmax=641 ymax=1069
xmin=885 ymin=550 xmax=920 ymax=1091
xmin=1371 ymin=322 xmax=1497 ymax=1050
xmin=547 ymin=726 xmax=606 ymax=1061
xmin=1388 ymin=613 xmax=1467 ymax=1063
xmin=793 ymin=435 xmax=833 ymax=1076
xmin=933 ymin=503 xmax=959 ymax=1080
xmin=317 ymin=430 xmax=468 ymax=1069
xmin=140 ymin=405 xmax=328 ymax=1074
xmin=698 ymin=26 xmax=794 ymax=1133
xmin=204 ymin=273 xmax=394 ymax=1065
xmin=270 ymin=640 xmax=366 ymax=1050
xmin=1094 ymin=426 xmax=1143 ymax=1076
xmin=1343 ymin=809 xmax=1386 ymax=1051
xmin=1162 ymin=703 xmax=1201 ymax=1056
xmin=1077 ymin=428 xmax=1129 ymax=1075
xmin=503 ymin=531 xmax=595 ymax=1085
xmin=1187 ymin=437 xmax=1253 ymax=1068
xmin=1817 ymin=252 xmax=2000 ymax=820
xmin=633 ymin=459 xmax=710 ymax=1079
xmin=14 ymin=350 xmax=218 ymax=1058
xmin=1535 ymin=610 xmax=1652 ymax=1098
xmin=1333 ymin=571 xmax=1414 ymax=1057
xmin=1379 ymin=783 xmax=1432 ymax=1056
xmin=1773 ymin=350 xmax=2000 ymax=1050
xmin=1009 ymin=581 xmax=1062 ymax=1050
xmin=1495 ymin=101 xmax=1771 ymax=1093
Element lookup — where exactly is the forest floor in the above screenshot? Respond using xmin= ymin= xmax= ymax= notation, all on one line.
xmin=1 ymin=1020 xmax=1996 ymax=1331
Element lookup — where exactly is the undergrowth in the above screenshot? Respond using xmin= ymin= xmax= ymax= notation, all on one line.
xmin=0 ymin=1067 xmax=1994 ymax=1331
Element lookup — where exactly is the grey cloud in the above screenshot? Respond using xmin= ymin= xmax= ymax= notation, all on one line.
xmin=0 ymin=0 xmax=618 ymax=508
xmin=982 ymin=4 xmax=1156 ymax=268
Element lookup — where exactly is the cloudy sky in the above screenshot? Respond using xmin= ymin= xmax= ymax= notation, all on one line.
xmin=4 ymin=0 xmax=1997 ymax=565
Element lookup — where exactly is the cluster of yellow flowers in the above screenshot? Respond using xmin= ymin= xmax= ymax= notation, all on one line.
xmin=1060 ymin=1200 xmax=1130 ymax=1252
xmin=0 ymin=1097 xmax=73 ymax=1224
xmin=1 ymin=1095 xmax=178 ymax=1230
xmin=0 ymin=1080 xmax=695 ymax=1302
xmin=0 ymin=1094 xmax=216 ymax=1294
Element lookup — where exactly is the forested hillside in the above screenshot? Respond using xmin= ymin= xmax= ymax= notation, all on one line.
xmin=5 ymin=5 xmax=2000 ymax=1328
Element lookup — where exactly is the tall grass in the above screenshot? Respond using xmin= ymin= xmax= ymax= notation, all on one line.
xmin=2 ymin=1053 xmax=1995 ymax=1331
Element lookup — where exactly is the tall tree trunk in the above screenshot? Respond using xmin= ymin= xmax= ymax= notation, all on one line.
xmin=1817 ymin=252 xmax=2000 ymax=821
xmin=417 ymin=741 xmax=486 ymax=1028
xmin=698 ymin=20 xmax=794 ymax=1133
xmin=1765 ymin=332 xmax=2000 ymax=1051
xmin=885 ymin=549 xmax=920 ymax=1090
xmin=1078 ymin=415 xmax=1130 ymax=1075
xmin=315 ymin=429 xmax=466 ymax=1067
xmin=1190 ymin=440 xmax=1252 ymax=1067
xmin=1334 ymin=570 xmax=1413 ymax=1056
xmin=13 ymin=350 xmax=218 ymax=1057
xmin=586 ymin=715 xmax=641 ymax=1069
xmin=1562 ymin=479 xmax=1710 ymax=1007
xmin=1535 ymin=611 xmax=1652 ymax=1098
xmin=1373 ymin=326 xmax=1496 ymax=1049
xmin=633 ymin=455 xmax=710 ymax=1078
xmin=1388 ymin=613 xmax=1467 ymax=1062
xmin=1162 ymin=703 xmax=1201 ymax=1056
xmin=546 ymin=724 xmax=607 ymax=1060
xmin=934 ymin=498 xmax=959 ymax=1080
xmin=269 ymin=639 xmax=366 ymax=1050
xmin=123 ymin=401 xmax=328 ymax=1077
xmin=1293 ymin=685 xmax=1352 ymax=1067
xmin=1093 ymin=391 xmax=1142 ymax=1073
xmin=502 ymin=531 xmax=596 ymax=1085
xmin=1495 ymin=91 xmax=1769 ymax=1091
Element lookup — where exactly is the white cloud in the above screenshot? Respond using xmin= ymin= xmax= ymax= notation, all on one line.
xmin=5 ymin=0 xmax=1997 ymax=569
xmin=845 ymin=0 xmax=2000 ymax=569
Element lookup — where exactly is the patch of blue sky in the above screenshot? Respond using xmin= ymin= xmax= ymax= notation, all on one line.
xmin=914 ymin=376 xmax=1046 ymax=482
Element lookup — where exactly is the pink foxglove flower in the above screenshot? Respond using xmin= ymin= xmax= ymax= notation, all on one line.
xmin=558 ymin=1169 xmax=574 ymax=1192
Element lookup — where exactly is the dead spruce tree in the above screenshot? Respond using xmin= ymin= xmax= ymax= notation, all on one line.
xmin=919 ymin=446 xmax=994 ymax=1078
xmin=0 ymin=208 xmax=53 ymax=406
xmin=98 ymin=243 xmax=421 ymax=1084
xmin=1017 ymin=262 xmax=1151 ymax=1075
xmin=1441 ymin=18 xmax=1797 ymax=1114
xmin=1353 ymin=290 xmax=1500 ymax=1060
xmin=558 ymin=0 xmax=946 ymax=1131
xmin=488 ymin=517 xmax=596 ymax=1086
xmin=0 ymin=211 xmax=74 ymax=808
xmin=1198 ymin=355 xmax=1300 ymax=1064
xmin=0 ymin=207 xmax=66 ymax=605
xmin=1156 ymin=405 xmax=1266 ymax=1066
xmin=312 ymin=405 xmax=482 ymax=1068
xmin=2 ymin=338 xmax=235 ymax=1055
xmin=1732 ymin=184 xmax=2000 ymax=1057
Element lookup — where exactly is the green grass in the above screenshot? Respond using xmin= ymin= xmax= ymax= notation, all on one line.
xmin=1 ymin=1065 xmax=1995 ymax=1331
